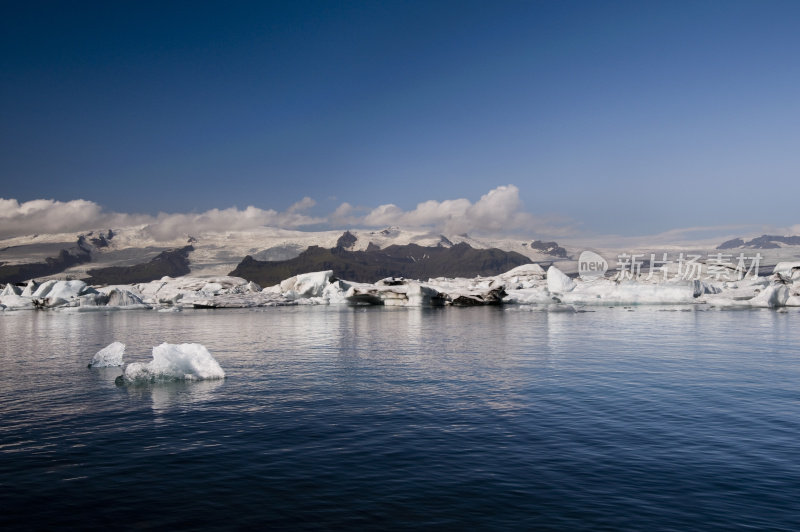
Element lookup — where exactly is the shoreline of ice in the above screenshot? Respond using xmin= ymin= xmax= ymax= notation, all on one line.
xmin=2 ymin=261 xmax=799 ymax=312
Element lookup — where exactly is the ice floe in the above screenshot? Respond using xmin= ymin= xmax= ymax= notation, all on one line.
xmin=89 ymin=342 xmax=125 ymax=368
xmin=278 ymin=270 xmax=332 ymax=299
xmin=774 ymin=262 xmax=800 ymax=279
xmin=0 ymin=293 xmax=36 ymax=310
xmin=546 ymin=265 xmax=576 ymax=294
xmin=120 ymin=343 xmax=225 ymax=383
xmin=1 ymin=283 xmax=21 ymax=296
xmin=4 ymin=259 xmax=800 ymax=311
xmin=133 ymin=276 xmax=262 ymax=308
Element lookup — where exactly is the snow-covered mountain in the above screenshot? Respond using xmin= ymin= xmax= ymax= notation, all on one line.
xmin=3 ymin=224 xmax=800 ymax=285
xmin=0 ymin=225 xmax=578 ymax=283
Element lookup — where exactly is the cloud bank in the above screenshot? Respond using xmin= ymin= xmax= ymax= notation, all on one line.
xmin=4 ymin=187 xmax=796 ymax=245
xmin=352 ymin=185 xmax=570 ymax=236
xmin=0 ymin=198 xmax=322 ymax=241
xmin=0 ymin=186 xmax=573 ymax=241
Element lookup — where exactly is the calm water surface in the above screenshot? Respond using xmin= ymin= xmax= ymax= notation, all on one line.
xmin=1 ymin=306 xmax=799 ymax=530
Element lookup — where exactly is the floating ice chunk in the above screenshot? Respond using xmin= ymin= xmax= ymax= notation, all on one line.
xmin=96 ymin=286 xmax=147 ymax=307
xmin=748 ymin=284 xmax=789 ymax=308
xmin=280 ymin=270 xmax=332 ymax=299
xmin=404 ymin=280 xmax=445 ymax=306
xmin=552 ymin=279 xmax=698 ymax=306
xmin=261 ymin=283 xmax=282 ymax=295
xmin=773 ymin=262 xmax=800 ymax=279
xmin=504 ymin=287 xmax=556 ymax=305
xmin=345 ymin=278 xmax=446 ymax=306
xmin=691 ymin=280 xmax=722 ymax=296
xmin=495 ymin=263 xmax=547 ymax=289
xmin=0 ymin=293 xmax=35 ymax=310
xmin=47 ymin=280 xmax=93 ymax=300
xmin=500 ymin=263 xmax=546 ymax=278
xmin=449 ymin=286 xmax=506 ymax=306
xmin=31 ymin=279 xmax=59 ymax=298
xmin=1 ymin=284 xmax=21 ymax=296
xmin=322 ymin=280 xmax=351 ymax=304
xmin=21 ymin=280 xmax=38 ymax=297
xmin=27 ymin=280 xmax=97 ymax=308
xmin=705 ymin=282 xmax=790 ymax=309
xmin=89 ymin=342 xmax=125 ymax=368
xmin=546 ymin=266 xmax=576 ymax=293
xmin=134 ymin=275 xmax=256 ymax=306
xmin=121 ymin=343 xmax=225 ymax=383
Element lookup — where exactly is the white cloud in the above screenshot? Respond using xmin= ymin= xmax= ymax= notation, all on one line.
xmin=329 ymin=202 xmax=376 ymax=228
xmin=287 ymin=196 xmax=316 ymax=213
xmin=0 ymin=198 xmax=323 ymax=241
xmin=143 ymin=205 xmax=323 ymax=240
xmin=0 ymin=198 xmax=147 ymax=239
xmin=356 ymin=185 xmax=574 ymax=236
xmin=0 ymin=185 xmax=580 ymax=242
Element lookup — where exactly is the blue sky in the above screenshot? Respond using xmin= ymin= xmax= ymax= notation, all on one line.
xmin=2 ymin=0 xmax=799 ymax=239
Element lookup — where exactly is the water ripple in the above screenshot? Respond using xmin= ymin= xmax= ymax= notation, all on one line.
xmin=1 ymin=307 xmax=799 ymax=530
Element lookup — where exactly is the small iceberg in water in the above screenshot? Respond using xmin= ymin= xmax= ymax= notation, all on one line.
xmin=117 ymin=343 xmax=225 ymax=384
xmin=89 ymin=342 xmax=125 ymax=368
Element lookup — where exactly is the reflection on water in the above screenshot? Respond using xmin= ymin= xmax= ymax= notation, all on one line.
xmin=1 ymin=307 xmax=800 ymax=530
xmin=121 ymin=379 xmax=225 ymax=417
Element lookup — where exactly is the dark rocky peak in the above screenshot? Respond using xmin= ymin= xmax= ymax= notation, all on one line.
xmin=371 ymin=226 xmax=400 ymax=237
xmin=438 ymin=235 xmax=454 ymax=248
xmin=336 ymin=231 xmax=357 ymax=249
xmin=86 ymin=245 xmax=194 ymax=285
xmin=90 ymin=234 xmax=109 ymax=248
xmin=530 ymin=240 xmax=567 ymax=258
xmin=717 ymin=235 xmax=800 ymax=250
xmin=717 ymin=238 xmax=745 ymax=250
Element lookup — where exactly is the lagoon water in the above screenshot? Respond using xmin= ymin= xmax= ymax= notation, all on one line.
xmin=1 ymin=306 xmax=800 ymax=530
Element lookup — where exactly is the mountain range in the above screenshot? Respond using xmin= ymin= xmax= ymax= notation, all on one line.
xmin=3 ymin=226 xmax=800 ymax=286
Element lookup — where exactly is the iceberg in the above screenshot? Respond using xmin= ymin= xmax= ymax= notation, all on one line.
xmin=546 ymin=266 xmax=576 ymax=293
xmin=321 ymin=279 xmax=351 ymax=304
xmin=3 ymin=253 xmax=798 ymax=311
xmin=500 ymin=263 xmax=546 ymax=278
xmin=20 ymin=280 xmax=38 ymax=297
xmin=504 ymin=287 xmax=559 ymax=305
xmin=279 ymin=270 xmax=333 ymax=299
xmin=495 ymin=263 xmax=547 ymax=289
xmin=89 ymin=342 xmax=125 ymax=368
xmin=134 ymin=276 xmax=261 ymax=307
xmin=120 ymin=343 xmax=225 ymax=383
xmin=31 ymin=279 xmax=59 ymax=298
xmin=0 ymin=293 xmax=36 ymax=310
xmin=773 ymin=262 xmax=800 ymax=279
xmin=95 ymin=286 xmax=149 ymax=308
xmin=345 ymin=278 xmax=447 ymax=306
xmin=43 ymin=280 xmax=90 ymax=300
xmin=560 ymin=280 xmax=698 ymax=305
xmin=1 ymin=283 xmax=21 ymax=296
xmin=705 ymin=282 xmax=790 ymax=309
xmin=1 ymin=280 xmax=102 ymax=309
